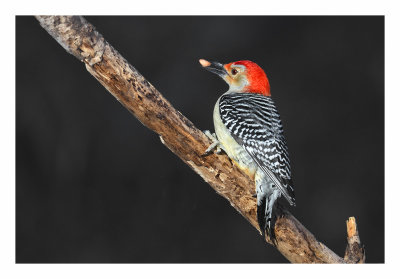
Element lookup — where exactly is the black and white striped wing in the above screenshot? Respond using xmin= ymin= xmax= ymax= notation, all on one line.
xmin=219 ymin=92 xmax=296 ymax=205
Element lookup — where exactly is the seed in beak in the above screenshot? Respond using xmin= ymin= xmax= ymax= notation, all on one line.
xmin=199 ymin=59 xmax=211 ymax=67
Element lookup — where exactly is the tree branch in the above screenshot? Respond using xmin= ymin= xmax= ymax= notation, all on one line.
xmin=35 ymin=15 xmax=365 ymax=263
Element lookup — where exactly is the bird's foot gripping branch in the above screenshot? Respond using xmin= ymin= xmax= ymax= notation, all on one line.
xmin=35 ymin=15 xmax=365 ymax=263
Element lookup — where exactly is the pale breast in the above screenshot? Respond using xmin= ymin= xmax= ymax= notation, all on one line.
xmin=213 ymin=97 xmax=258 ymax=178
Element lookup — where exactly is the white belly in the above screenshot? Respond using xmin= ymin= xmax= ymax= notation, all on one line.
xmin=213 ymin=97 xmax=258 ymax=178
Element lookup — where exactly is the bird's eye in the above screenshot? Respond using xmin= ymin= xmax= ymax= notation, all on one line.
xmin=231 ymin=68 xmax=238 ymax=75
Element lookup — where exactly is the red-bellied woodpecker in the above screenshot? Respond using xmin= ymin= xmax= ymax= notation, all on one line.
xmin=200 ymin=59 xmax=295 ymax=239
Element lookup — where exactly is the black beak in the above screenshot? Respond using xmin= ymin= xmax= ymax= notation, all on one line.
xmin=199 ymin=59 xmax=227 ymax=78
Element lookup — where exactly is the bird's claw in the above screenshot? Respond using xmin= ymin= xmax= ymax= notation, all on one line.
xmin=203 ymin=130 xmax=223 ymax=156
xmin=204 ymin=130 xmax=216 ymax=140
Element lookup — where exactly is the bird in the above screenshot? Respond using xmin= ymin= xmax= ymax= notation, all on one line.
xmin=199 ymin=58 xmax=295 ymax=240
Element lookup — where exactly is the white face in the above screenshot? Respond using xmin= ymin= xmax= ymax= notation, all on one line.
xmin=223 ymin=64 xmax=249 ymax=93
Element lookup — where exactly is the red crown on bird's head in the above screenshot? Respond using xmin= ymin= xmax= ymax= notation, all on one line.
xmin=225 ymin=60 xmax=270 ymax=96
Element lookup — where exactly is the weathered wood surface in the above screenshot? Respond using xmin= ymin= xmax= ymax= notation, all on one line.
xmin=35 ymin=16 xmax=365 ymax=263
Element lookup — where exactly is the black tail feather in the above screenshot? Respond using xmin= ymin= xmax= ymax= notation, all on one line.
xmin=257 ymin=197 xmax=267 ymax=240
xmin=257 ymin=197 xmax=278 ymax=245
xmin=266 ymin=214 xmax=277 ymax=245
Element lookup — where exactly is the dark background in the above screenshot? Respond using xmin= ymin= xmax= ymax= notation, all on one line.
xmin=16 ymin=16 xmax=384 ymax=263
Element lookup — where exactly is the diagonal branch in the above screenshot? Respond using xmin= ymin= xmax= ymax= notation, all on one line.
xmin=35 ymin=15 xmax=365 ymax=263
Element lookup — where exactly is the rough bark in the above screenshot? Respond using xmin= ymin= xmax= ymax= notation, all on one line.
xmin=344 ymin=217 xmax=366 ymax=263
xmin=35 ymin=15 xmax=366 ymax=263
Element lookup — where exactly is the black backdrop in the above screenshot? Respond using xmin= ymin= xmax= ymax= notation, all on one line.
xmin=16 ymin=16 xmax=384 ymax=263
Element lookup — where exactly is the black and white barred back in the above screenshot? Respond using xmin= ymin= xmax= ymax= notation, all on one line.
xmin=219 ymin=92 xmax=296 ymax=206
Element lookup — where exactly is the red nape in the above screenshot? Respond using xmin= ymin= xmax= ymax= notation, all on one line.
xmin=232 ymin=60 xmax=270 ymax=96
